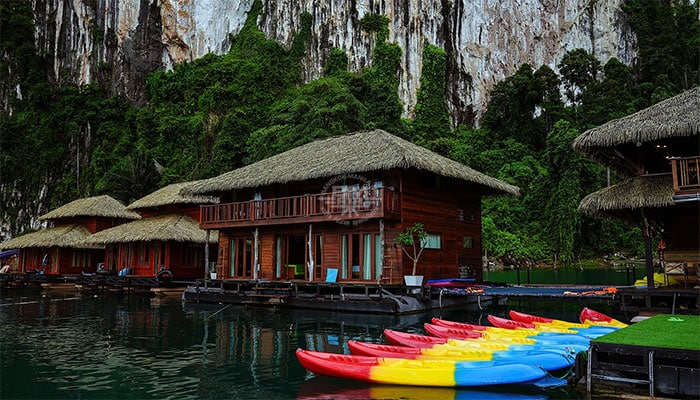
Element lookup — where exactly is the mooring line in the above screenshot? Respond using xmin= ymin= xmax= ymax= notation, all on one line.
xmin=203 ymin=303 xmax=232 ymax=321
xmin=0 ymin=296 xmax=81 ymax=307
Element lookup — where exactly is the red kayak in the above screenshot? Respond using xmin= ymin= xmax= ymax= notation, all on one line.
xmin=487 ymin=315 xmax=536 ymax=330
xmin=349 ymin=340 xmax=424 ymax=358
xmin=424 ymin=323 xmax=484 ymax=340
xmin=347 ymin=340 xmax=492 ymax=361
xmin=384 ymin=329 xmax=450 ymax=348
xmin=431 ymin=318 xmax=489 ymax=331
xmin=509 ymin=310 xmax=613 ymax=330
xmin=580 ymin=308 xmax=628 ymax=328
xmin=509 ymin=310 xmax=554 ymax=324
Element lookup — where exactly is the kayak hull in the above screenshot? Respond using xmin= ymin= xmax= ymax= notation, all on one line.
xmin=296 ymin=349 xmax=549 ymax=387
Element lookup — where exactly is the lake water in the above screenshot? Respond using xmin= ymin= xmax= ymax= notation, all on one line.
xmin=0 ymin=289 xmax=624 ymax=399
xmin=483 ymin=267 xmax=643 ymax=286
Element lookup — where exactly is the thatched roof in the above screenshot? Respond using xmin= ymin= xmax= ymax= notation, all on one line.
xmin=573 ymin=86 xmax=700 ymax=171
xmin=578 ymin=174 xmax=676 ymax=219
xmin=0 ymin=224 xmax=102 ymax=250
xmin=84 ymin=214 xmax=218 ymax=245
xmin=185 ymin=129 xmax=519 ymax=196
xmin=40 ymin=195 xmax=141 ymax=221
xmin=127 ymin=182 xmax=219 ymax=210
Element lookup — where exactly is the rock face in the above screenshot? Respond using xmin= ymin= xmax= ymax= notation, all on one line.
xmin=29 ymin=0 xmax=635 ymax=123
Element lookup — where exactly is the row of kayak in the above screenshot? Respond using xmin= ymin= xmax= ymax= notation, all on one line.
xmin=296 ymin=308 xmax=627 ymax=387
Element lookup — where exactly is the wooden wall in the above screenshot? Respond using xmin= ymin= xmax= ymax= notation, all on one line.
xmin=391 ymin=171 xmax=484 ymax=282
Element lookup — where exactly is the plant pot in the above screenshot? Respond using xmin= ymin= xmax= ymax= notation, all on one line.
xmin=403 ymin=275 xmax=424 ymax=287
xmin=210 ymin=272 xmax=217 ymax=280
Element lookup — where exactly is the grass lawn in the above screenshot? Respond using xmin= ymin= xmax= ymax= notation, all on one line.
xmin=593 ymin=314 xmax=700 ymax=351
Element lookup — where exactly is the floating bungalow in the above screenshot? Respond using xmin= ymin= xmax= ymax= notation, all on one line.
xmin=0 ymin=195 xmax=140 ymax=275
xmin=184 ymin=129 xmax=519 ymax=288
xmin=574 ymin=86 xmax=700 ymax=313
xmin=84 ymin=182 xmax=219 ymax=280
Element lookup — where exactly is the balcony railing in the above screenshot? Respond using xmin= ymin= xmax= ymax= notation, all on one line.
xmin=671 ymin=156 xmax=700 ymax=193
xmin=200 ymin=187 xmax=400 ymax=228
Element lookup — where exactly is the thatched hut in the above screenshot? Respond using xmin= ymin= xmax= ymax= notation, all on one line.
xmin=574 ymin=87 xmax=700 ymax=287
xmin=0 ymin=195 xmax=139 ymax=274
xmin=185 ymin=129 xmax=518 ymax=285
xmin=84 ymin=183 xmax=218 ymax=279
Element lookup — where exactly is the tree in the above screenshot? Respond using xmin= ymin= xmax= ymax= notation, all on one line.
xmin=395 ymin=222 xmax=428 ymax=276
xmin=558 ymin=48 xmax=601 ymax=113
xmin=412 ymin=44 xmax=451 ymax=143
xmin=481 ymin=64 xmax=542 ymax=149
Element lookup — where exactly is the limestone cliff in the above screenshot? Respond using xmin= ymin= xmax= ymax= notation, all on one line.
xmin=29 ymin=0 xmax=635 ymax=124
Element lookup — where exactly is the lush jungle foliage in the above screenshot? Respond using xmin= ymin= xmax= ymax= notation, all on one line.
xmin=1 ymin=0 xmax=698 ymax=266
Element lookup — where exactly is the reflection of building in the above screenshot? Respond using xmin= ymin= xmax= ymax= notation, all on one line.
xmin=86 ymin=183 xmax=219 ymax=279
xmin=575 ymin=86 xmax=700 ymax=287
xmin=0 ymin=195 xmax=139 ymax=274
xmin=186 ymin=130 xmax=518 ymax=284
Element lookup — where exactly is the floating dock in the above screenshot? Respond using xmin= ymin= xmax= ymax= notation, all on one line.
xmin=182 ymin=280 xmax=496 ymax=314
xmin=617 ymin=286 xmax=700 ymax=315
xmin=587 ymin=314 xmax=700 ymax=398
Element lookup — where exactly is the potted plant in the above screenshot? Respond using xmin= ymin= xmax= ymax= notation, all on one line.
xmin=209 ymin=262 xmax=217 ymax=280
xmin=395 ymin=222 xmax=428 ymax=287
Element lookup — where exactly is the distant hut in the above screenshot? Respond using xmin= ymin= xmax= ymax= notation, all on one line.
xmin=185 ymin=129 xmax=518 ymax=284
xmin=0 ymin=195 xmax=140 ymax=275
xmin=574 ymin=86 xmax=700 ymax=287
xmin=85 ymin=183 xmax=218 ymax=279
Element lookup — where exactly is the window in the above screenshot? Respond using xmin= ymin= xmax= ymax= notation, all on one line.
xmin=139 ymin=242 xmax=149 ymax=267
xmin=463 ymin=236 xmax=474 ymax=249
xmin=71 ymin=251 xmax=90 ymax=269
xmin=422 ymin=234 xmax=442 ymax=249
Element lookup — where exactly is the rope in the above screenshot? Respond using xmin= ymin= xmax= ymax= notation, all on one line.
xmin=204 ymin=304 xmax=232 ymax=322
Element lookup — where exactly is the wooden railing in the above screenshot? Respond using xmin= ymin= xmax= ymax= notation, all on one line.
xmin=671 ymin=156 xmax=700 ymax=193
xmin=200 ymin=187 xmax=400 ymax=228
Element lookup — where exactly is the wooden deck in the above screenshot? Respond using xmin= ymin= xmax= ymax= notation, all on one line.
xmin=199 ymin=187 xmax=400 ymax=228
xmin=617 ymin=287 xmax=700 ymax=315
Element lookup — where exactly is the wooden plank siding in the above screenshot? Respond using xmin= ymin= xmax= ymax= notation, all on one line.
xmin=397 ymin=173 xmax=484 ymax=282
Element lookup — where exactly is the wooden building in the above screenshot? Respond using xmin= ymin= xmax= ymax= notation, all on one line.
xmin=0 ymin=195 xmax=140 ymax=275
xmin=85 ymin=183 xmax=219 ymax=279
xmin=574 ymin=86 xmax=700 ymax=287
xmin=185 ymin=129 xmax=519 ymax=285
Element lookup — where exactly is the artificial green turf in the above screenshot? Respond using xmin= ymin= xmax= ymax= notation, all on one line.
xmin=593 ymin=314 xmax=700 ymax=351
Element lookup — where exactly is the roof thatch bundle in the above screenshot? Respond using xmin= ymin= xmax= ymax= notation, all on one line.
xmin=578 ymin=174 xmax=675 ymax=219
xmin=574 ymin=86 xmax=700 ymax=158
xmin=127 ymin=182 xmax=219 ymax=210
xmin=40 ymin=195 xmax=140 ymax=221
xmin=184 ymin=129 xmax=519 ymax=196
xmin=84 ymin=214 xmax=218 ymax=245
xmin=0 ymin=224 xmax=102 ymax=250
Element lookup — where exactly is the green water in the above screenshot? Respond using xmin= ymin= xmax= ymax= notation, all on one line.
xmin=0 ymin=291 xmax=623 ymax=399
xmin=483 ymin=267 xmax=642 ymax=286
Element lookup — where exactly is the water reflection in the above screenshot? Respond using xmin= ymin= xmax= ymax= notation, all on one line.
xmin=0 ymin=293 xmax=616 ymax=399
xmin=296 ymin=376 xmax=582 ymax=400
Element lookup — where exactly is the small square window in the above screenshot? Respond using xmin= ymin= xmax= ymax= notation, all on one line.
xmin=463 ymin=236 xmax=474 ymax=249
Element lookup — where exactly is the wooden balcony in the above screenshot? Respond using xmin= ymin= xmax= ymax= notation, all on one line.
xmin=671 ymin=156 xmax=700 ymax=193
xmin=200 ymin=187 xmax=400 ymax=229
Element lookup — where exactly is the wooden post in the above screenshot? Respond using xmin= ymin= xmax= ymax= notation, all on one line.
xmin=253 ymin=228 xmax=259 ymax=280
xmin=307 ymin=224 xmax=314 ymax=282
xmin=379 ymin=220 xmax=385 ymax=283
xmin=641 ymin=209 xmax=655 ymax=289
xmin=204 ymin=230 xmax=210 ymax=280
